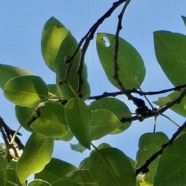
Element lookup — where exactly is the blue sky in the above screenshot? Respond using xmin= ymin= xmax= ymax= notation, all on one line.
xmin=0 ymin=0 xmax=186 ymax=166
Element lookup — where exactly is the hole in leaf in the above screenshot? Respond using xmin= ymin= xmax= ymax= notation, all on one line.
xmin=102 ymin=36 xmax=110 ymax=47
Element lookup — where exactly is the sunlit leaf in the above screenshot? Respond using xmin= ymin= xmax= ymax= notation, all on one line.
xmin=4 ymin=75 xmax=48 ymax=107
xmin=67 ymin=170 xmax=98 ymax=186
xmin=70 ymin=143 xmax=87 ymax=153
xmin=65 ymin=98 xmax=92 ymax=149
xmin=136 ymin=132 xmax=168 ymax=186
xmin=31 ymin=101 xmax=68 ymax=138
xmin=91 ymin=109 xmax=123 ymax=140
xmin=48 ymin=84 xmax=63 ymax=98
xmin=35 ymin=158 xmax=78 ymax=184
xmin=154 ymin=91 xmax=186 ymax=117
xmin=154 ymin=31 xmax=186 ymax=86
xmin=42 ymin=17 xmax=90 ymax=100
xmin=15 ymin=105 xmax=35 ymax=132
xmin=0 ymin=64 xmax=32 ymax=89
xmin=154 ymin=133 xmax=186 ymax=186
xmin=90 ymin=98 xmax=131 ymax=134
xmin=57 ymin=129 xmax=73 ymax=141
xmin=28 ymin=179 xmax=50 ymax=186
xmin=17 ymin=132 xmax=54 ymax=183
xmin=90 ymin=147 xmax=136 ymax=186
xmin=96 ymin=33 xmax=146 ymax=89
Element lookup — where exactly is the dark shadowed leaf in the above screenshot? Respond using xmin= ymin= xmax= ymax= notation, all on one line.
xmin=96 ymin=33 xmax=146 ymax=90
xmin=182 ymin=15 xmax=186 ymax=27
xmin=4 ymin=75 xmax=48 ymax=107
xmin=51 ymin=179 xmax=81 ymax=186
xmin=28 ymin=179 xmax=50 ymax=186
xmin=136 ymin=132 xmax=168 ymax=186
xmin=35 ymin=158 xmax=78 ymax=184
xmin=90 ymin=147 xmax=136 ymax=186
xmin=154 ymin=31 xmax=186 ymax=86
xmin=154 ymin=133 xmax=186 ymax=186
xmin=66 ymin=98 xmax=92 ymax=149
xmin=0 ymin=64 xmax=32 ymax=89
xmin=17 ymin=132 xmax=54 ymax=183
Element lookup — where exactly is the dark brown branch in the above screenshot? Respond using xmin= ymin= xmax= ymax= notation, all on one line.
xmin=136 ymin=120 xmax=186 ymax=175
xmin=60 ymin=0 xmax=127 ymax=96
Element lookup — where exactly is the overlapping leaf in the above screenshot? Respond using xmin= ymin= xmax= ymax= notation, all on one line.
xmin=154 ymin=31 xmax=186 ymax=86
xmin=65 ymin=98 xmax=92 ymax=149
xmin=136 ymin=132 xmax=168 ymax=186
xmin=42 ymin=17 xmax=90 ymax=99
xmin=90 ymin=147 xmax=136 ymax=186
xmin=17 ymin=132 xmax=54 ymax=183
xmin=4 ymin=75 xmax=48 ymax=107
xmin=35 ymin=158 xmax=78 ymax=184
xmin=0 ymin=64 xmax=32 ymax=89
xmin=31 ymin=101 xmax=68 ymax=138
xmin=96 ymin=33 xmax=146 ymax=90
xmin=154 ymin=133 xmax=186 ymax=185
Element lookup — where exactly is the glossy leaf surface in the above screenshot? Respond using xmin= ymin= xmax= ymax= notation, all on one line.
xmin=17 ymin=132 xmax=54 ymax=183
xmin=0 ymin=64 xmax=32 ymax=89
xmin=96 ymin=33 xmax=146 ymax=89
xmin=136 ymin=132 xmax=168 ymax=186
xmin=31 ymin=101 xmax=68 ymax=138
xmin=154 ymin=133 xmax=186 ymax=186
xmin=66 ymin=98 xmax=92 ymax=149
xmin=90 ymin=98 xmax=131 ymax=134
xmin=154 ymin=31 xmax=186 ymax=86
xmin=90 ymin=147 xmax=136 ymax=186
xmin=4 ymin=75 xmax=48 ymax=107
xmin=35 ymin=158 xmax=78 ymax=184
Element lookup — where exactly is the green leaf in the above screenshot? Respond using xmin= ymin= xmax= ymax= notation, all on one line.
xmin=136 ymin=132 xmax=168 ymax=186
xmin=154 ymin=31 xmax=186 ymax=86
xmin=67 ymin=170 xmax=98 ymax=186
xmin=79 ymin=157 xmax=90 ymax=169
xmin=28 ymin=179 xmax=50 ymax=186
xmin=31 ymin=101 xmax=68 ymax=138
xmin=47 ymin=84 xmax=63 ymax=98
xmin=182 ymin=15 xmax=186 ymax=27
xmin=0 ymin=64 xmax=32 ymax=89
xmin=90 ymin=147 xmax=136 ymax=186
xmin=70 ymin=143 xmax=87 ymax=153
xmin=91 ymin=109 xmax=123 ymax=140
xmin=154 ymin=133 xmax=186 ymax=186
xmin=42 ymin=17 xmax=90 ymax=100
xmin=154 ymin=91 xmax=186 ymax=117
xmin=96 ymin=33 xmax=146 ymax=89
xmin=65 ymin=98 xmax=92 ymax=149
xmin=0 ymin=169 xmax=21 ymax=186
xmin=51 ymin=179 xmax=81 ymax=186
xmin=35 ymin=158 xmax=78 ymax=184
xmin=4 ymin=75 xmax=48 ymax=107
xmin=17 ymin=132 xmax=54 ymax=183
xmin=90 ymin=98 xmax=131 ymax=134
xmin=15 ymin=106 xmax=35 ymax=132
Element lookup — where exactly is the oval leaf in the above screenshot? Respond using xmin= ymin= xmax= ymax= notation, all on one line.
xmin=17 ymin=132 xmax=54 ymax=183
xmin=154 ymin=31 xmax=186 ymax=86
xmin=91 ymin=109 xmax=123 ymax=140
xmin=154 ymin=133 xmax=186 ymax=186
xmin=90 ymin=98 xmax=131 ymax=134
xmin=96 ymin=33 xmax=146 ymax=89
xmin=31 ymin=101 xmax=68 ymax=138
xmin=28 ymin=180 xmax=50 ymax=186
xmin=35 ymin=158 xmax=78 ymax=184
xmin=90 ymin=147 xmax=136 ymax=186
xmin=0 ymin=64 xmax=32 ymax=89
xmin=65 ymin=98 xmax=92 ymax=149
xmin=4 ymin=75 xmax=48 ymax=107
